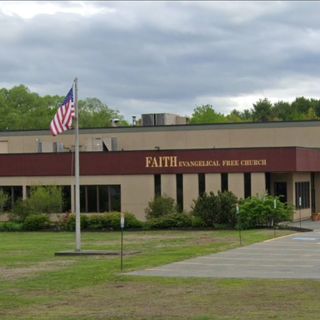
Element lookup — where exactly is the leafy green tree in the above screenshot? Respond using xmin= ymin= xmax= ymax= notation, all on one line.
xmin=190 ymin=104 xmax=226 ymax=124
xmin=79 ymin=98 xmax=128 ymax=127
xmin=273 ymin=101 xmax=294 ymax=121
xmin=291 ymin=97 xmax=311 ymax=115
xmin=252 ymin=98 xmax=274 ymax=122
xmin=0 ymin=85 xmax=128 ymax=130
xmin=226 ymin=109 xmax=244 ymax=122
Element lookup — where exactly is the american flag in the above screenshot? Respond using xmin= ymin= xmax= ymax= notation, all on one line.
xmin=50 ymin=87 xmax=75 ymax=136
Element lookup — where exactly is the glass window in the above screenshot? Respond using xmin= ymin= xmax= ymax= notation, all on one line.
xmin=198 ymin=173 xmax=205 ymax=196
xmin=154 ymin=174 xmax=161 ymax=197
xmin=221 ymin=173 xmax=228 ymax=192
xmin=295 ymin=181 xmax=310 ymax=209
xmin=80 ymin=185 xmax=121 ymax=213
xmin=176 ymin=174 xmax=183 ymax=212
xmin=244 ymin=173 xmax=251 ymax=198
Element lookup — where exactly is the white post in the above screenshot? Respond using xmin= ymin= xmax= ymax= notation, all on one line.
xmin=74 ymin=78 xmax=81 ymax=251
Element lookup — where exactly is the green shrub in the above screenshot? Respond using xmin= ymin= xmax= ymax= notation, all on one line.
xmin=11 ymin=186 xmax=64 ymax=223
xmin=239 ymin=195 xmax=293 ymax=229
xmin=0 ymin=221 xmax=23 ymax=231
xmin=0 ymin=190 xmax=9 ymax=213
xmin=218 ymin=191 xmax=238 ymax=227
xmin=27 ymin=186 xmax=63 ymax=214
xmin=11 ymin=199 xmax=33 ymax=222
xmin=192 ymin=191 xmax=238 ymax=228
xmin=145 ymin=195 xmax=177 ymax=219
xmin=23 ymin=214 xmax=51 ymax=231
xmin=64 ymin=214 xmax=89 ymax=231
xmin=62 ymin=212 xmax=143 ymax=231
xmin=145 ymin=213 xmax=192 ymax=229
xmin=190 ymin=216 xmax=206 ymax=228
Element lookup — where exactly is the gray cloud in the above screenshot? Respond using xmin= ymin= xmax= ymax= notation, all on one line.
xmin=1 ymin=1 xmax=320 ymax=119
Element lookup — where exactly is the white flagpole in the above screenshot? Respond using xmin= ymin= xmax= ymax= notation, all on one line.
xmin=74 ymin=78 xmax=81 ymax=251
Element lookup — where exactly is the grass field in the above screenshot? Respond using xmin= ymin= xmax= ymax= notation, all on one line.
xmin=1 ymin=229 xmax=320 ymax=320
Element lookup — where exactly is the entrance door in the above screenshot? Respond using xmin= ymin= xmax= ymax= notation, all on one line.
xmin=274 ymin=182 xmax=287 ymax=203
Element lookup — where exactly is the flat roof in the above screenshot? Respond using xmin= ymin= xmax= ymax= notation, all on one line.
xmin=1 ymin=119 xmax=320 ymax=137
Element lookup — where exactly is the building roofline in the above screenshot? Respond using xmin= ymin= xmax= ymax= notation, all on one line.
xmin=0 ymin=119 xmax=320 ymax=136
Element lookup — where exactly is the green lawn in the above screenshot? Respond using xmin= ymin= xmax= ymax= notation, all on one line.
xmin=1 ymin=229 xmax=320 ymax=320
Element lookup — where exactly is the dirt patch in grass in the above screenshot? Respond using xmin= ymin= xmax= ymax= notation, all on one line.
xmin=0 ymin=260 xmax=76 ymax=281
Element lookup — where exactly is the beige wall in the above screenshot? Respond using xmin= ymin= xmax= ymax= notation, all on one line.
xmin=228 ymin=173 xmax=244 ymax=199
xmin=183 ymin=174 xmax=198 ymax=212
xmin=251 ymin=173 xmax=266 ymax=197
xmin=161 ymin=174 xmax=176 ymax=200
xmin=271 ymin=173 xmax=312 ymax=221
xmin=0 ymin=175 xmax=154 ymax=221
xmin=206 ymin=173 xmax=220 ymax=194
xmin=3 ymin=122 xmax=320 ymax=153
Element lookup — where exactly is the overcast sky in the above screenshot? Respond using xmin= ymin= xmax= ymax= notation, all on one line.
xmin=1 ymin=1 xmax=320 ymax=120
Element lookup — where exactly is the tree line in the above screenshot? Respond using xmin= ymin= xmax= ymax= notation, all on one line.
xmin=0 ymin=85 xmax=127 ymax=130
xmin=190 ymin=97 xmax=320 ymax=124
xmin=1 ymin=85 xmax=320 ymax=130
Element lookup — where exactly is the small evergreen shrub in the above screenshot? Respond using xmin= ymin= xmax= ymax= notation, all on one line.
xmin=145 ymin=195 xmax=177 ymax=219
xmin=23 ymin=214 xmax=50 ymax=231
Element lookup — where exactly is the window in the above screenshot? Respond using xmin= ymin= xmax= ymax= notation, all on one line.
xmin=198 ymin=173 xmax=205 ymax=196
xmin=244 ymin=173 xmax=251 ymax=198
xmin=154 ymin=174 xmax=161 ymax=197
xmin=1 ymin=186 xmax=22 ymax=211
xmin=176 ymin=174 xmax=183 ymax=212
xmin=80 ymin=185 xmax=121 ymax=213
xmin=274 ymin=182 xmax=287 ymax=203
xmin=221 ymin=173 xmax=228 ymax=192
xmin=265 ymin=172 xmax=271 ymax=194
xmin=295 ymin=181 xmax=310 ymax=209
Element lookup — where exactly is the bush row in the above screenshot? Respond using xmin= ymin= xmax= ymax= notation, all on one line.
xmin=0 ymin=212 xmax=144 ymax=231
xmin=0 ymin=193 xmax=294 ymax=231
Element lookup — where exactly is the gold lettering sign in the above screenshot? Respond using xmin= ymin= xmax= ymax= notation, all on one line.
xmin=145 ymin=156 xmax=178 ymax=168
xmin=145 ymin=156 xmax=267 ymax=168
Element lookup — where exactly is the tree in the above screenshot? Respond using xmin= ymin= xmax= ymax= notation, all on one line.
xmin=190 ymin=104 xmax=226 ymax=124
xmin=78 ymin=98 xmax=128 ymax=128
xmin=273 ymin=101 xmax=294 ymax=121
xmin=0 ymin=85 xmax=128 ymax=130
xmin=226 ymin=109 xmax=244 ymax=122
xmin=252 ymin=98 xmax=274 ymax=122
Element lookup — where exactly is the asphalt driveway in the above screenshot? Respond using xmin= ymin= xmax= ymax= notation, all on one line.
xmin=128 ymin=231 xmax=320 ymax=280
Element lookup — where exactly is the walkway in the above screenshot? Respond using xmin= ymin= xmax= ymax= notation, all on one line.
xmin=128 ymin=231 xmax=320 ymax=279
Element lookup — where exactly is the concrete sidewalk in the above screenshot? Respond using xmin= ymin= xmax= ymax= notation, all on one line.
xmin=128 ymin=231 xmax=320 ymax=280
xmin=284 ymin=219 xmax=320 ymax=231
